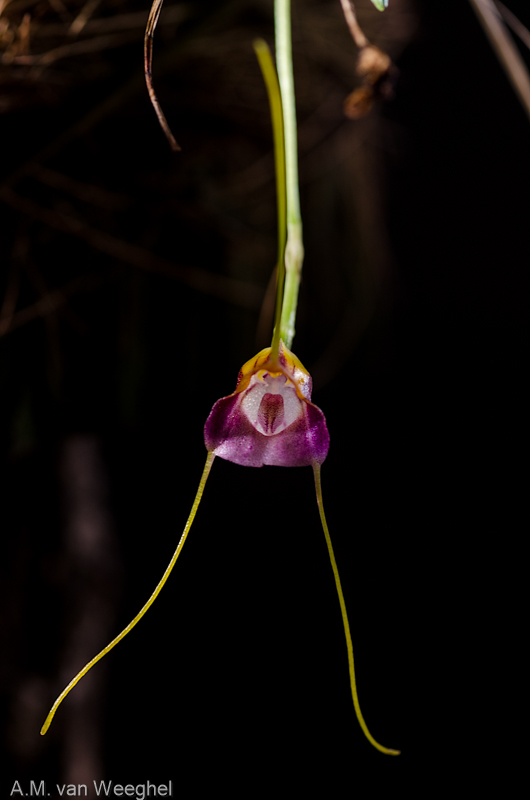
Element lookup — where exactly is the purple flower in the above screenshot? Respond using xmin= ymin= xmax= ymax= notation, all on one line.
xmin=204 ymin=341 xmax=329 ymax=467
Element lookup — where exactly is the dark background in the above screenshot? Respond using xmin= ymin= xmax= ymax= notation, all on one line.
xmin=1 ymin=0 xmax=528 ymax=794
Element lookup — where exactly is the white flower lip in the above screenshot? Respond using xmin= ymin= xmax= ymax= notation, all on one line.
xmin=240 ymin=372 xmax=303 ymax=436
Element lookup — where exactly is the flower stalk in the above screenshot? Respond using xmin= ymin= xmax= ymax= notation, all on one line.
xmin=274 ymin=0 xmax=304 ymax=350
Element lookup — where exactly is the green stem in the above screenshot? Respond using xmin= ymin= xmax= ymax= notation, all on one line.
xmin=275 ymin=0 xmax=304 ymax=350
xmin=253 ymin=39 xmax=287 ymax=360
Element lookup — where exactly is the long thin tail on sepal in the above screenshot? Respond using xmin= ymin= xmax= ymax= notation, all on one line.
xmin=40 ymin=452 xmax=216 ymax=736
xmin=312 ymin=463 xmax=400 ymax=755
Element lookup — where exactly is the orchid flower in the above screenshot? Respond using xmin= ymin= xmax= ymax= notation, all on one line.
xmin=204 ymin=341 xmax=329 ymax=468
xmin=41 ymin=24 xmax=398 ymax=758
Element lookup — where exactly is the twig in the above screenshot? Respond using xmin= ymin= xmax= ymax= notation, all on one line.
xmin=3 ymin=30 xmax=142 ymax=65
xmin=68 ymin=0 xmax=102 ymax=37
xmin=0 ymin=0 xmax=15 ymax=17
xmin=18 ymin=11 xmax=31 ymax=54
xmin=494 ymin=1 xmax=530 ymax=51
xmin=144 ymin=0 xmax=180 ymax=151
xmin=337 ymin=0 xmax=394 ymax=120
xmin=469 ymin=0 xmax=530 ymax=123
xmin=339 ymin=0 xmax=369 ymax=49
xmin=34 ymin=5 xmax=189 ymax=38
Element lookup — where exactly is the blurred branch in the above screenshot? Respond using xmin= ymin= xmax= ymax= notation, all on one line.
xmin=8 ymin=4 xmax=188 ymax=38
xmin=68 ymin=0 xmax=102 ymax=37
xmin=0 ymin=0 xmax=15 ymax=16
xmin=0 ymin=187 xmax=264 ymax=316
xmin=469 ymin=0 xmax=530 ymax=122
xmin=0 ymin=261 xmax=21 ymax=336
xmin=32 ymin=166 xmax=131 ymax=211
xmin=4 ymin=30 xmax=142 ymax=65
xmin=494 ymin=2 xmax=530 ymax=50
xmin=1 ymin=5 xmax=189 ymax=66
xmin=0 ymin=272 xmax=108 ymax=336
xmin=58 ymin=435 xmax=120 ymax=786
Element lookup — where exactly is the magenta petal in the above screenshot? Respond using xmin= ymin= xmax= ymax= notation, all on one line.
xmin=204 ymin=394 xmax=268 ymax=467
xmin=204 ymin=393 xmax=329 ymax=468
xmin=265 ymin=401 xmax=330 ymax=467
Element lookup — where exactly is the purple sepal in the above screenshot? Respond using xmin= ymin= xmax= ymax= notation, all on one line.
xmin=204 ymin=392 xmax=329 ymax=468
